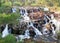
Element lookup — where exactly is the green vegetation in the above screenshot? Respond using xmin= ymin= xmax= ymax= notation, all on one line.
xmin=0 ymin=6 xmax=12 ymax=13
xmin=0 ymin=34 xmax=16 ymax=43
xmin=0 ymin=34 xmax=35 ymax=43
xmin=0 ymin=0 xmax=60 ymax=43
xmin=0 ymin=13 xmax=20 ymax=25
xmin=0 ymin=0 xmax=60 ymax=7
xmin=57 ymin=31 xmax=60 ymax=39
xmin=0 ymin=0 xmax=60 ymax=11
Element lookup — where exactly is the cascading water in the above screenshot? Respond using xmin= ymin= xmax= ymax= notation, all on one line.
xmin=42 ymin=26 xmax=49 ymax=35
xmin=2 ymin=24 xmax=9 ymax=38
xmin=22 ymin=8 xmax=43 ymax=36
xmin=17 ymin=10 xmax=31 ymax=40
xmin=55 ymin=21 xmax=60 ymax=33
xmin=12 ymin=7 xmax=16 ymax=13
xmin=50 ymin=18 xmax=60 ymax=36
xmin=28 ymin=22 xmax=43 ymax=36
xmin=24 ymin=9 xmax=28 ymax=16
xmin=16 ymin=8 xmax=58 ymax=41
xmin=51 ymin=26 xmax=56 ymax=36
xmin=18 ymin=10 xmax=43 ymax=40
xmin=23 ymin=15 xmax=30 ymax=22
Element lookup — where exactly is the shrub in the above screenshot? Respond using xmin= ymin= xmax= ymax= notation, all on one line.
xmin=0 ymin=13 xmax=20 ymax=25
xmin=2 ymin=2 xmax=12 ymax=7
xmin=0 ymin=6 xmax=12 ymax=13
xmin=4 ymin=34 xmax=16 ymax=43
xmin=0 ymin=34 xmax=16 ymax=43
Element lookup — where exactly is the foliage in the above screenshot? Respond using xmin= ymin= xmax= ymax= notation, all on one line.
xmin=0 ymin=6 xmax=12 ymax=13
xmin=0 ymin=34 xmax=16 ymax=43
xmin=0 ymin=0 xmax=60 ymax=7
xmin=2 ymin=2 xmax=12 ymax=6
xmin=57 ymin=31 xmax=60 ymax=39
xmin=0 ymin=13 xmax=20 ymax=25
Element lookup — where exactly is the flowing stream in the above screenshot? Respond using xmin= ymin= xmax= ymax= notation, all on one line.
xmin=2 ymin=24 xmax=9 ymax=38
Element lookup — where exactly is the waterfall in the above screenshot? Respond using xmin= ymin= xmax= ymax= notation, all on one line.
xmin=28 ymin=22 xmax=43 ymax=35
xmin=24 ymin=9 xmax=28 ymax=16
xmin=23 ymin=15 xmax=30 ymax=22
xmin=24 ymin=29 xmax=30 ymax=39
xmin=20 ymin=9 xmax=24 ymax=15
xmin=19 ymin=8 xmax=43 ymax=40
xmin=12 ymin=8 xmax=16 ymax=13
xmin=44 ymin=7 xmax=49 ymax=11
xmin=2 ymin=24 xmax=9 ymax=38
xmin=42 ymin=27 xmax=49 ymax=35
xmin=51 ymin=18 xmax=60 ymax=36
xmin=50 ymin=14 xmax=54 ymax=20
xmin=51 ymin=26 xmax=56 ymax=36
xmin=55 ymin=21 xmax=60 ymax=32
xmin=23 ymin=22 xmax=42 ymax=39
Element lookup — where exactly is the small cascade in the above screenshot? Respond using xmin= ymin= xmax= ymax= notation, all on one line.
xmin=24 ymin=9 xmax=28 ymax=16
xmin=42 ymin=27 xmax=49 ymax=35
xmin=23 ymin=15 xmax=30 ymax=22
xmin=28 ymin=22 xmax=43 ymax=36
xmin=12 ymin=7 xmax=16 ymax=13
xmin=50 ymin=18 xmax=60 ymax=36
xmin=50 ymin=14 xmax=54 ymax=20
xmin=20 ymin=9 xmax=24 ymax=15
xmin=51 ymin=26 xmax=56 ymax=36
xmin=2 ymin=24 xmax=9 ymax=38
xmin=44 ymin=7 xmax=49 ymax=11
xmin=55 ymin=21 xmax=60 ymax=32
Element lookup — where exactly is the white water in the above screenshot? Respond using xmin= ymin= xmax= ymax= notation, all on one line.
xmin=11 ymin=8 xmax=59 ymax=41
xmin=42 ymin=27 xmax=49 ymax=35
xmin=50 ymin=18 xmax=60 ymax=36
xmin=50 ymin=14 xmax=54 ymax=20
xmin=24 ymin=9 xmax=28 ymax=16
xmin=18 ymin=12 xmax=42 ymax=39
xmin=28 ymin=22 xmax=43 ymax=36
xmin=51 ymin=26 xmax=56 ymax=36
xmin=21 ymin=9 xmax=43 ymax=36
xmin=2 ymin=24 xmax=9 ymax=38
xmin=20 ymin=9 xmax=23 ymax=15
xmin=44 ymin=7 xmax=49 ymax=11
xmin=55 ymin=21 xmax=60 ymax=32
xmin=12 ymin=8 xmax=16 ymax=13
xmin=23 ymin=15 xmax=30 ymax=22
